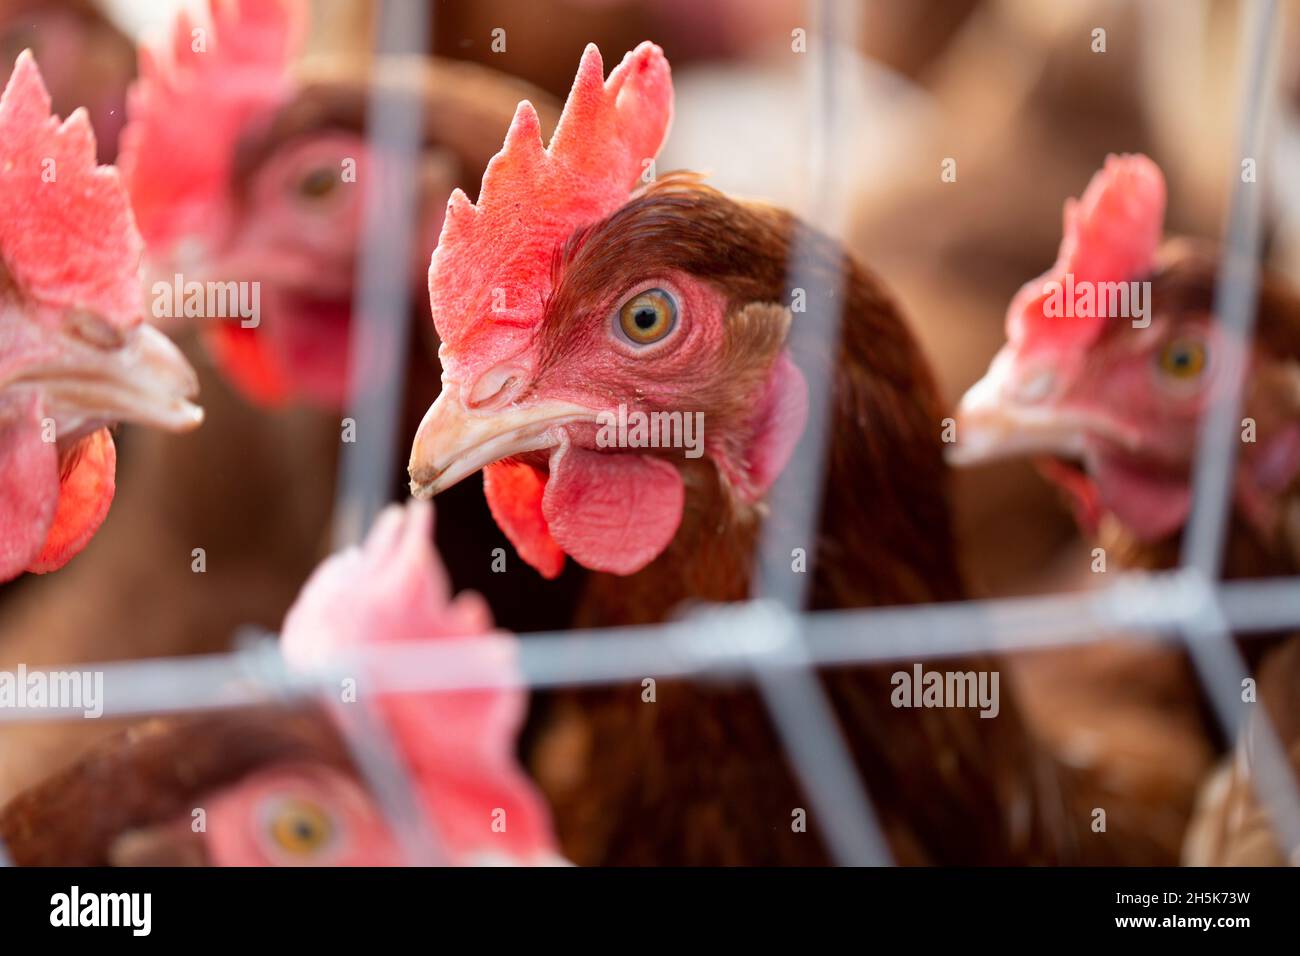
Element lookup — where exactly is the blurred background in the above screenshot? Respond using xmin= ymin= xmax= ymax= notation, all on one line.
xmin=0 ymin=0 xmax=1297 ymax=863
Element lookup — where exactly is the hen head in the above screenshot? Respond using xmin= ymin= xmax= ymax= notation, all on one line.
xmin=282 ymin=499 xmax=561 ymax=866
xmin=407 ymin=43 xmax=808 ymax=579
xmin=0 ymin=50 xmax=201 ymax=583
xmin=27 ymin=502 xmax=560 ymax=867
xmin=950 ymin=153 xmax=1300 ymax=544
xmin=92 ymin=713 xmax=399 ymax=868
xmin=208 ymin=118 xmax=376 ymax=408
xmin=118 ymin=0 xmax=350 ymax=407
xmin=118 ymin=0 xmax=516 ymax=410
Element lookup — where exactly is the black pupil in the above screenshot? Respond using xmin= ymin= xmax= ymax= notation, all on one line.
xmin=293 ymin=818 xmax=316 ymax=841
xmin=634 ymin=306 xmax=658 ymax=330
xmin=302 ymin=169 xmax=335 ymax=196
xmin=1173 ymin=349 xmax=1191 ymax=367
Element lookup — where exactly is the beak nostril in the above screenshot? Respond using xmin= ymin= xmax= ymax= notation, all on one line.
xmin=1017 ymin=369 xmax=1056 ymax=404
xmin=467 ymin=364 xmax=525 ymax=410
xmin=65 ymin=309 xmax=126 ymax=351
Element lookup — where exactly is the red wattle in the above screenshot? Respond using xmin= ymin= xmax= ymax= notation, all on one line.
xmin=482 ymin=441 xmax=687 ymax=578
xmin=483 ymin=460 xmax=566 ymax=579
xmin=204 ymin=324 xmax=292 ymax=407
xmin=0 ymin=396 xmax=60 ymax=581
xmin=542 ymin=437 xmax=684 ymax=576
xmin=28 ymin=428 xmax=117 ymax=574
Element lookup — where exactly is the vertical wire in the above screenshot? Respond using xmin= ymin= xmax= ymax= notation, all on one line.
xmin=330 ymin=0 xmax=428 ymax=550
xmin=1182 ymin=0 xmax=1278 ymax=577
xmin=747 ymin=0 xmax=891 ymax=867
xmin=1176 ymin=0 xmax=1300 ymax=859
xmin=319 ymin=0 xmax=441 ymax=865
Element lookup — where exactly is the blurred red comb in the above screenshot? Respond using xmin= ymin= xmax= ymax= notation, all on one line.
xmin=0 ymin=51 xmax=141 ymax=329
xmin=429 ymin=42 xmax=673 ymax=385
xmin=118 ymin=0 xmax=305 ymax=255
xmin=1007 ymin=153 xmax=1167 ymax=353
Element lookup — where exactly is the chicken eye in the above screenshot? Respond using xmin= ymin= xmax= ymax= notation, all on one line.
xmin=296 ymin=166 xmax=339 ymax=201
xmin=1158 ymin=338 xmax=1208 ymax=380
xmin=266 ymin=799 xmax=335 ymax=856
xmin=616 ymin=288 xmax=677 ymax=346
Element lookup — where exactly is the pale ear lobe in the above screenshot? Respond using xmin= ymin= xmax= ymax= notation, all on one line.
xmin=1237 ymin=421 xmax=1300 ymax=539
xmin=716 ymin=303 xmax=806 ymax=502
xmin=722 ymin=302 xmax=793 ymax=374
xmin=740 ymin=351 xmax=809 ymax=502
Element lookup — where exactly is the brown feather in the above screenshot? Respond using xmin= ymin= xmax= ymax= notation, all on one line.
xmin=527 ymin=178 xmax=1124 ymax=864
xmin=0 ymin=705 xmax=348 ymax=866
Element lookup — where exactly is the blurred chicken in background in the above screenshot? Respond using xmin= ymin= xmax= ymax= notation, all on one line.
xmin=0 ymin=0 xmax=134 ymax=161
xmin=1 ymin=502 xmax=564 ymax=867
xmin=951 ymin=149 xmax=1300 ymax=864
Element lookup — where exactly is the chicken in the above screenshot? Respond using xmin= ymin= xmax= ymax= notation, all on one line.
xmin=119 ymin=0 xmax=554 ymax=411
xmin=282 ymin=499 xmax=561 ymax=866
xmin=0 ymin=49 xmax=201 ymax=585
xmin=951 ymin=153 xmax=1300 ymax=579
xmin=0 ymin=501 xmax=563 ymax=867
xmin=0 ymin=0 xmax=134 ymax=162
xmin=947 ymin=152 xmax=1300 ymax=862
xmin=406 ymin=41 xmax=1162 ymax=865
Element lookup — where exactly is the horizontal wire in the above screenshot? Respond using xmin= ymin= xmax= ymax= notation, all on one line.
xmin=3 ymin=571 xmax=1295 ymax=723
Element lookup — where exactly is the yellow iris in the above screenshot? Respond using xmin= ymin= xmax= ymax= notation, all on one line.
xmin=618 ymin=288 xmax=677 ymax=345
xmin=1158 ymin=339 xmax=1208 ymax=380
xmin=268 ymin=800 xmax=334 ymax=855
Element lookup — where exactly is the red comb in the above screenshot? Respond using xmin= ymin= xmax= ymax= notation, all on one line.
xmin=119 ymin=0 xmax=304 ymax=255
xmin=429 ymin=42 xmax=673 ymax=386
xmin=0 ymin=51 xmax=141 ymax=329
xmin=1007 ymin=153 xmax=1166 ymax=353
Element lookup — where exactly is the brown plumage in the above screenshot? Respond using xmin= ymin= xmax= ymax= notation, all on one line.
xmin=0 ymin=706 xmax=350 ymax=867
xmin=511 ymin=179 xmax=1140 ymax=864
xmin=1182 ymin=636 xmax=1300 ymax=866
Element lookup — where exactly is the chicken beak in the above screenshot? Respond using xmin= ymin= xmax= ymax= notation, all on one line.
xmin=27 ymin=318 xmax=205 ymax=437
xmin=946 ymin=361 xmax=1086 ymax=466
xmin=408 ymin=391 xmax=595 ymax=498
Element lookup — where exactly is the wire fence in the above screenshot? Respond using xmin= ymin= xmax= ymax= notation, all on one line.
xmin=1 ymin=0 xmax=1298 ymax=867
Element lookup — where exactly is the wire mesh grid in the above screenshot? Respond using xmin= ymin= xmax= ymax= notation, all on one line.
xmin=0 ymin=0 xmax=1297 ymax=867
